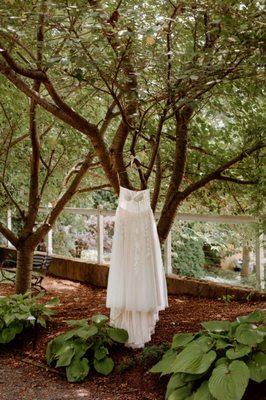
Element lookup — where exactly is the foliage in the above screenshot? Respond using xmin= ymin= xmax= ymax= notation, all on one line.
xmin=172 ymin=224 xmax=206 ymax=278
xmin=150 ymin=310 xmax=266 ymax=400
xmin=46 ymin=314 xmax=128 ymax=382
xmin=140 ymin=343 xmax=170 ymax=367
xmin=218 ymin=294 xmax=235 ymax=304
xmin=0 ymin=291 xmax=59 ymax=344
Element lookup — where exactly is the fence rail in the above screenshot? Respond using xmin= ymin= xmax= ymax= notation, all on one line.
xmin=3 ymin=207 xmax=265 ymax=290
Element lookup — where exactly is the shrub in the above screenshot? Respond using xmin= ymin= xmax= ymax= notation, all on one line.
xmin=172 ymin=237 xmax=205 ymax=278
xmin=0 ymin=291 xmax=59 ymax=344
xmin=150 ymin=310 xmax=266 ymax=400
xmin=46 ymin=314 xmax=128 ymax=382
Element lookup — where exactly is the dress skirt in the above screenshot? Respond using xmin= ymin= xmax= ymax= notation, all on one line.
xmin=106 ymin=186 xmax=168 ymax=348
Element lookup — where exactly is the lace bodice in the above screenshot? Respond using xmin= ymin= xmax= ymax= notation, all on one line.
xmin=119 ymin=186 xmax=150 ymax=212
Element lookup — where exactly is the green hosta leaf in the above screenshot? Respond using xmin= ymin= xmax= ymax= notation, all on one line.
xmin=171 ymin=333 xmax=195 ymax=349
xmin=150 ymin=350 xmax=177 ymax=375
xmin=72 ymin=339 xmax=89 ymax=359
xmin=67 ymin=319 xmax=88 ymax=328
xmin=75 ymin=325 xmax=98 ymax=340
xmin=209 ymin=360 xmax=250 ymax=400
xmin=237 ymin=310 xmax=266 ymax=324
xmin=172 ymin=341 xmax=216 ymax=375
xmin=94 ymin=356 xmax=114 ymax=375
xmin=216 ymin=339 xmax=230 ymax=350
xmin=66 ymin=356 xmax=89 ymax=382
xmin=258 ymin=337 xmax=266 ymax=352
xmin=94 ymin=346 xmax=108 ymax=360
xmin=193 ymin=336 xmax=214 ymax=352
xmin=190 ymin=381 xmax=215 ymax=400
xmin=91 ymin=314 xmax=109 ymax=326
xmin=0 ymin=326 xmax=17 ymax=343
xmin=226 ymin=344 xmax=251 ymax=360
xmin=106 ymin=327 xmax=128 ymax=343
xmin=215 ymin=357 xmax=230 ymax=367
xmin=37 ymin=316 xmax=46 ymax=328
xmin=168 ymin=383 xmax=193 ymax=400
xmin=235 ymin=323 xmax=264 ymax=345
xmin=201 ymin=321 xmax=230 ymax=332
xmin=247 ymin=352 xmax=266 ymax=383
xmin=55 ymin=344 xmax=75 ymax=367
xmin=165 ymin=373 xmax=186 ymax=399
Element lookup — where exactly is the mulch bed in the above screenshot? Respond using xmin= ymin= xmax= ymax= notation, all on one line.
xmin=0 ymin=276 xmax=265 ymax=400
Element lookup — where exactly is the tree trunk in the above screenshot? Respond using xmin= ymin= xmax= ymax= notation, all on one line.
xmin=157 ymin=193 xmax=184 ymax=243
xmin=15 ymin=245 xmax=34 ymax=294
xmin=241 ymin=242 xmax=250 ymax=277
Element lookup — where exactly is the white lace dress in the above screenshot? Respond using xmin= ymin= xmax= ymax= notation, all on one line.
xmin=106 ymin=186 xmax=168 ymax=348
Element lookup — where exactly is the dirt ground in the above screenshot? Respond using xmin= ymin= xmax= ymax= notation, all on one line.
xmin=0 ymin=276 xmax=265 ymax=400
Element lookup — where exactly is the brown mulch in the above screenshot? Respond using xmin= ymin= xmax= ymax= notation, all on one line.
xmin=0 ymin=276 xmax=265 ymax=400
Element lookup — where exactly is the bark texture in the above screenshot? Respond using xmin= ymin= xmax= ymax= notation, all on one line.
xmin=15 ymin=245 xmax=34 ymax=294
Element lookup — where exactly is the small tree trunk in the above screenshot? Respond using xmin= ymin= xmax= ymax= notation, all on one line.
xmin=241 ymin=242 xmax=250 ymax=277
xmin=15 ymin=245 xmax=34 ymax=294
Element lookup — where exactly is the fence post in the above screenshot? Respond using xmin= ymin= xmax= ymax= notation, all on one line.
xmin=255 ymin=233 xmax=265 ymax=291
xmin=97 ymin=205 xmax=104 ymax=264
xmin=7 ymin=209 xmax=12 ymax=248
xmin=47 ymin=203 xmax=53 ymax=254
xmin=164 ymin=230 xmax=172 ymax=275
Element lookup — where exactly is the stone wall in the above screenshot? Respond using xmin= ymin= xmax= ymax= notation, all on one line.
xmin=0 ymin=245 xmax=265 ymax=300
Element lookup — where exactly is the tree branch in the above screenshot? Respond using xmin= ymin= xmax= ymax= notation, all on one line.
xmin=182 ymin=142 xmax=265 ymax=198
xmin=0 ymin=222 xmax=18 ymax=247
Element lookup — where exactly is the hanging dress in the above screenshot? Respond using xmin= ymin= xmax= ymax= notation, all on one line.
xmin=106 ymin=186 xmax=168 ymax=348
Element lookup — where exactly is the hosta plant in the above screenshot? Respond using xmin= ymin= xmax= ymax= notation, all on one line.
xmin=0 ymin=291 xmax=59 ymax=344
xmin=46 ymin=314 xmax=128 ymax=382
xmin=150 ymin=310 xmax=266 ymax=400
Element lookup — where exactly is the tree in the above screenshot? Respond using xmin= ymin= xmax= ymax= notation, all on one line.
xmin=0 ymin=0 xmax=265 ymax=289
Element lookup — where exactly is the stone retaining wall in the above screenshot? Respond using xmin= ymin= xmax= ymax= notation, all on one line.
xmin=0 ymin=245 xmax=265 ymax=300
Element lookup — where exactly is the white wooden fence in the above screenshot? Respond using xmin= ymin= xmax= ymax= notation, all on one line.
xmin=3 ymin=207 xmax=265 ymax=290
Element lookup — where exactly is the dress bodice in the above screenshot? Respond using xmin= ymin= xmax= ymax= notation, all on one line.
xmin=119 ymin=186 xmax=150 ymax=212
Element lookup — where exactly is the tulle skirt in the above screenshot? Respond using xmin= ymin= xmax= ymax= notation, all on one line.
xmin=106 ymin=196 xmax=168 ymax=348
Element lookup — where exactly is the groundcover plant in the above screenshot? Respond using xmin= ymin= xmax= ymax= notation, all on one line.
xmin=46 ymin=314 xmax=128 ymax=382
xmin=0 ymin=291 xmax=59 ymax=343
xmin=150 ymin=310 xmax=266 ymax=400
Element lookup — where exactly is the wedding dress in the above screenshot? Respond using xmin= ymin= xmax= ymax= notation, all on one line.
xmin=106 ymin=186 xmax=168 ymax=348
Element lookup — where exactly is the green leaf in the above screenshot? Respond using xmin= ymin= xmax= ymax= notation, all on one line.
xmin=55 ymin=344 xmax=75 ymax=367
xmin=168 ymin=383 xmax=192 ymax=400
xmin=208 ymin=360 xmax=250 ymax=400
xmin=216 ymin=339 xmax=230 ymax=350
xmin=237 ymin=310 xmax=266 ymax=324
xmin=165 ymin=373 xmax=186 ymax=399
xmin=106 ymin=327 xmax=128 ymax=343
xmin=66 ymin=356 xmax=89 ymax=382
xmin=235 ymin=323 xmax=264 ymax=345
xmin=171 ymin=340 xmax=216 ymax=375
xmin=150 ymin=350 xmax=177 ymax=375
xmin=226 ymin=344 xmax=251 ymax=360
xmin=37 ymin=316 xmax=46 ymax=328
xmin=190 ymin=381 xmax=215 ymax=400
xmin=67 ymin=319 xmax=88 ymax=328
xmin=171 ymin=333 xmax=195 ymax=349
xmin=94 ymin=356 xmax=114 ymax=375
xmin=201 ymin=321 xmax=230 ymax=332
xmin=91 ymin=314 xmax=109 ymax=326
xmin=247 ymin=352 xmax=266 ymax=383
xmin=215 ymin=357 xmax=230 ymax=367
xmin=75 ymin=325 xmax=98 ymax=340
xmin=0 ymin=326 xmax=17 ymax=343
xmin=94 ymin=346 xmax=108 ymax=360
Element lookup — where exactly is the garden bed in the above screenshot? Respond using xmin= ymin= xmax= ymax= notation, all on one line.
xmin=0 ymin=276 xmax=265 ymax=400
